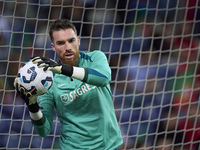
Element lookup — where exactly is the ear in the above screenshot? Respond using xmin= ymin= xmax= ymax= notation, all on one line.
xmin=51 ymin=43 xmax=56 ymax=52
xmin=77 ymin=36 xmax=80 ymax=46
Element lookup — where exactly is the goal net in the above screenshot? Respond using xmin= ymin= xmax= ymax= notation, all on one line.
xmin=1 ymin=0 xmax=200 ymax=149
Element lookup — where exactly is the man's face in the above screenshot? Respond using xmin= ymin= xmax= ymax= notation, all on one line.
xmin=51 ymin=29 xmax=80 ymax=66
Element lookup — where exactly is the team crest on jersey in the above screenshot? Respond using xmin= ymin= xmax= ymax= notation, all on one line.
xmin=60 ymin=94 xmax=70 ymax=103
xmin=60 ymin=83 xmax=96 ymax=103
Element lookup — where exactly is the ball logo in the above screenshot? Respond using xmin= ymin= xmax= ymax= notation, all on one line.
xmin=17 ymin=61 xmax=53 ymax=96
xmin=22 ymin=66 xmax=37 ymax=83
xmin=41 ymin=77 xmax=53 ymax=88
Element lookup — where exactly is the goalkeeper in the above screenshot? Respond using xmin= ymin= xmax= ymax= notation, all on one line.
xmin=14 ymin=19 xmax=123 ymax=150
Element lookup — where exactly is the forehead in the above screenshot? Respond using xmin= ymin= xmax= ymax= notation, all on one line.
xmin=52 ymin=29 xmax=76 ymax=41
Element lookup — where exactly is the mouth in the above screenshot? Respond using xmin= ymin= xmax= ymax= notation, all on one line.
xmin=65 ymin=53 xmax=74 ymax=59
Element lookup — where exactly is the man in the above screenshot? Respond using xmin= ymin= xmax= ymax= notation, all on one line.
xmin=14 ymin=19 xmax=123 ymax=149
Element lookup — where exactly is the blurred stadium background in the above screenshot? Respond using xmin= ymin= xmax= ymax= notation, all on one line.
xmin=1 ymin=0 xmax=200 ymax=149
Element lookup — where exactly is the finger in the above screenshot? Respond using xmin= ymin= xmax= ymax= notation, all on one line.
xmin=30 ymin=57 xmax=48 ymax=64
xmin=27 ymin=93 xmax=31 ymax=98
xmin=20 ymin=88 xmax=25 ymax=97
xmin=30 ymin=56 xmax=38 ymax=60
xmin=47 ymin=58 xmax=57 ymax=64
xmin=43 ymin=66 xmax=50 ymax=72
xmin=32 ymin=58 xmax=43 ymax=64
xmin=20 ymin=87 xmax=26 ymax=94
xmin=34 ymin=57 xmax=48 ymax=62
xmin=15 ymin=83 xmax=21 ymax=95
xmin=13 ymin=77 xmax=18 ymax=88
xmin=15 ymin=82 xmax=21 ymax=92
xmin=30 ymin=56 xmax=41 ymax=62
xmin=37 ymin=62 xmax=49 ymax=68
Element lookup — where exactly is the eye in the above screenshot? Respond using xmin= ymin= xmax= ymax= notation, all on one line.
xmin=69 ymin=38 xmax=75 ymax=43
xmin=57 ymin=41 xmax=65 ymax=45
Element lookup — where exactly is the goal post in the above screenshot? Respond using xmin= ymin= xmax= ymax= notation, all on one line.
xmin=1 ymin=0 xmax=200 ymax=149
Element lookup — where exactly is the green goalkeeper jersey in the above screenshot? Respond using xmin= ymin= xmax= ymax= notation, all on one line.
xmin=33 ymin=50 xmax=123 ymax=150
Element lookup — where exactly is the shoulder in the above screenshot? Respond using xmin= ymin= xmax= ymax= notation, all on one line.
xmin=80 ymin=50 xmax=107 ymax=61
xmin=78 ymin=51 xmax=108 ymax=67
xmin=91 ymin=50 xmax=106 ymax=57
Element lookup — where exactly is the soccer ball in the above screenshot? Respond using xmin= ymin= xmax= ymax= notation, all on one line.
xmin=17 ymin=61 xmax=53 ymax=96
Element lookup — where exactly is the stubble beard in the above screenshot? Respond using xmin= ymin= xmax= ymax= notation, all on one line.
xmin=61 ymin=51 xmax=79 ymax=66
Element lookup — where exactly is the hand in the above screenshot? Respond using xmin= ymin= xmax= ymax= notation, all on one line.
xmin=30 ymin=56 xmax=73 ymax=77
xmin=14 ymin=78 xmax=37 ymax=105
xmin=30 ymin=56 xmax=62 ymax=74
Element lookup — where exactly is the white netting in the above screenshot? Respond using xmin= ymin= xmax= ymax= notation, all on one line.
xmin=1 ymin=0 xmax=200 ymax=149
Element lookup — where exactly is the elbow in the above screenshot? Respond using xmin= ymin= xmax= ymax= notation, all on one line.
xmin=32 ymin=117 xmax=52 ymax=137
xmin=35 ymin=128 xmax=51 ymax=137
xmin=39 ymin=133 xmax=47 ymax=137
xmin=99 ymin=79 xmax=111 ymax=87
xmin=86 ymin=68 xmax=111 ymax=86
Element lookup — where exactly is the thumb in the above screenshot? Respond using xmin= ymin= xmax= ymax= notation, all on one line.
xmin=13 ymin=77 xmax=18 ymax=88
xmin=43 ymin=66 xmax=49 ymax=72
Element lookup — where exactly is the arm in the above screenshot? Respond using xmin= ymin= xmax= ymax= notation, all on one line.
xmin=82 ymin=51 xmax=111 ymax=86
xmin=14 ymin=79 xmax=54 ymax=137
xmin=31 ymin=91 xmax=54 ymax=137
xmin=31 ymin=51 xmax=111 ymax=87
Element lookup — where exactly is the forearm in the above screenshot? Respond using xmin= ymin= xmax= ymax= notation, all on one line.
xmin=30 ymin=109 xmax=44 ymax=121
xmin=71 ymin=66 xmax=111 ymax=86
xmin=85 ymin=68 xmax=111 ymax=86
xmin=29 ymin=96 xmax=54 ymax=137
xmin=30 ymin=110 xmax=53 ymax=137
xmin=71 ymin=66 xmax=87 ymax=81
xmin=60 ymin=64 xmax=88 ymax=81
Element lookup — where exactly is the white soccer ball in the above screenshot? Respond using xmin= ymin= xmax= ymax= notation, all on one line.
xmin=17 ymin=61 xmax=53 ymax=96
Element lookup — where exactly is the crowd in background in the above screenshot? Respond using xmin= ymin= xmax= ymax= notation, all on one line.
xmin=1 ymin=0 xmax=200 ymax=149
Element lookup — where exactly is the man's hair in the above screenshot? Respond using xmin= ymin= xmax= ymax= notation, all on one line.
xmin=49 ymin=19 xmax=77 ymax=41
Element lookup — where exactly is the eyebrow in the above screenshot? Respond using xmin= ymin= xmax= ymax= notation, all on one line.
xmin=69 ymin=37 xmax=76 ymax=41
xmin=56 ymin=37 xmax=76 ymax=43
xmin=55 ymin=40 xmax=65 ymax=44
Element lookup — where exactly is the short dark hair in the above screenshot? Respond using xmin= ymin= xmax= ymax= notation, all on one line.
xmin=49 ymin=19 xmax=77 ymax=41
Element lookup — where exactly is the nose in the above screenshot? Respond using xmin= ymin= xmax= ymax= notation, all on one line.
xmin=65 ymin=42 xmax=71 ymax=51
